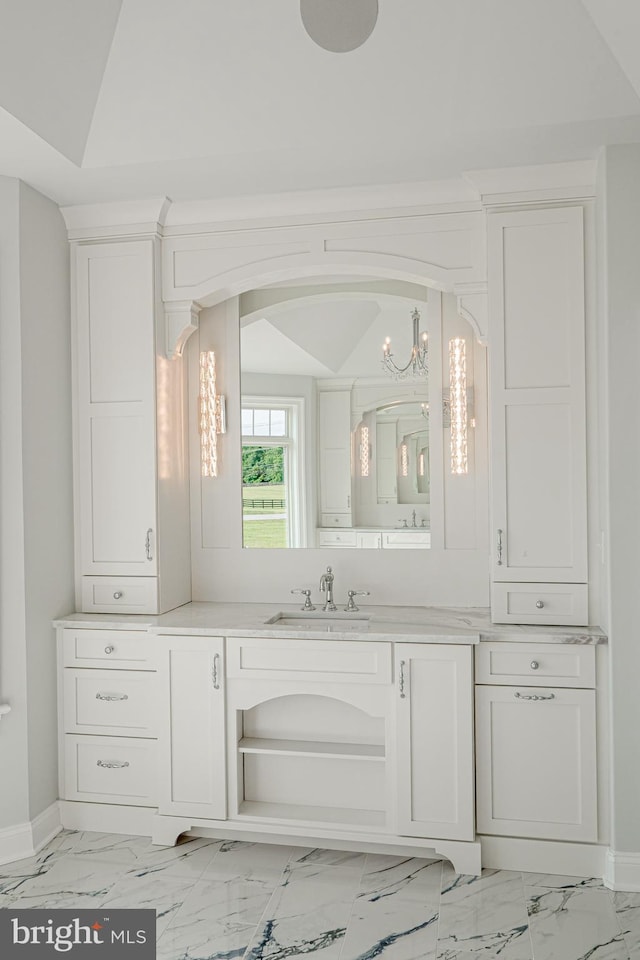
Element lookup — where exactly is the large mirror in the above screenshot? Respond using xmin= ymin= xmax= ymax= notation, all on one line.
xmin=239 ymin=282 xmax=432 ymax=549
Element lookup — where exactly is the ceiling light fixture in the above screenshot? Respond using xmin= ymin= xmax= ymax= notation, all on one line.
xmin=382 ymin=308 xmax=428 ymax=380
xmin=300 ymin=0 xmax=378 ymax=53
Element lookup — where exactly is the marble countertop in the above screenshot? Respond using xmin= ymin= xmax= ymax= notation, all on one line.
xmin=54 ymin=602 xmax=608 ymax=645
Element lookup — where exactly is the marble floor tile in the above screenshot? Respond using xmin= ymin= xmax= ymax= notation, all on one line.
xmin=437 ymin=867 xmax=532 ymax=959
xmin=156 ymin=875 xmax=279 ymax=960
xmin=245 ymin=861 xmax=363 ymax=960
xmin=8 ymin=855 xmax=128 ymax=909
xmin=359 ymin=855 xmax=442 ymax=900
xmin=99 ymin=871 xmax=197 ymax=937
xmin=157 ymin=920 xmax=257 ymax=960
xmin=340 ymin=857 xmax=442 ymax=960
xmin=613 ymin=892 xmax=640 ymax=959
xmin=0 ymin=829 xmax=71 ymax=890
xmin=202 ymin=840 xmax=298 ymax=882
xmin=288 ymin=848 xmax=367 ymax=874
xmin=525 ymin=875 xmax=627 ymax=960
xmin=49 ymin=830 xmax=153 ymax=864
xmin=123 ymin=836 xmax=223 ymax=879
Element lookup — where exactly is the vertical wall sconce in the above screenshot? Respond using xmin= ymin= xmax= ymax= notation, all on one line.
xmin=359 ymin=424 xmax=370 ymax=477
xmin=400 ymin=443 xmax=409 ymax=478
xmin=199 ymin=351 xmax=226 ymax=477
xmin=418 ymin=452 xmax=425 ymax=478
xmin=449 ymin=337 xmax=468 ymax=475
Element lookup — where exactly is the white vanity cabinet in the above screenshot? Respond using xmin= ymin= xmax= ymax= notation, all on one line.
xmin=475 ymin=642 xmax=598 ymax=842
xmin=57 ymin=627 xmax=159 ymax=808
xmin=72 ymin=239 xmax=190 ymax=615
xmin=395 ymin=644 xmax=474 ymax=841
xmin=488 ymin=206 xmax=588 ymax=624
xmin=225 ymin=636 xmax=393 ymax=830
xmin=157 ymin=635 xmax=226 ymax=820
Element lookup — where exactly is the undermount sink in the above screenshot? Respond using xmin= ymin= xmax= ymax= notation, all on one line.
xmin=265 ymin=612 xmax=370 ymax=631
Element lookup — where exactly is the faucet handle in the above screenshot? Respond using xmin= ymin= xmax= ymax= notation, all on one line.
xmin=345 ymin=590 xmax=370 ymax=612
xmin=291 ymin=589 xmax=315 ymax=611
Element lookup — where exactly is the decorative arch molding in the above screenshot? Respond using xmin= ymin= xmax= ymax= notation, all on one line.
xmin=454 ymin=282 xmax=488 ymax=344
xmin=162 ymin=208 xmax=486 ymax=357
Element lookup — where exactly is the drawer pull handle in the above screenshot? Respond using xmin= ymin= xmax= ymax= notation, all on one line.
xmin=113 ymin=591 xmax=123 ymax=600
xmin=145 ymin=528 xmax=153 ymax=561
xmin=95 ymin=693 xmax=129 ymax=702
xmin=97 ymin=760 xmax=130 ymax=769
xmin=399 ymin=660 xmax=407 ymax=699
xmin=514 ymin=692 xmax=555 ymax=702
xmin=212 ymin=652 xmax=221 ymax=690
xmin=530 ymin=660 xmax=539 ymax=670
xmin=104 ymin=646 xmax=115 ymax=655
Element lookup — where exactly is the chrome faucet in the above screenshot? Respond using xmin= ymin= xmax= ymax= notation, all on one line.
xmin=319 ymin=565 xmax=337 ymax=612
xmin=411 ymin=509 xmax=417 ymax=528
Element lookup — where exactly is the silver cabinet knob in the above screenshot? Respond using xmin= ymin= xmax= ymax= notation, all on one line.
xmin=535 ymin=600 xmax=544 ymax=609
xmin=104 ymin=645 xmax=115 ymax=655
xmin=113 ymin=591 xmax=123 ymax=599
xmin=530 ymin=660 xmax=539 ymax=670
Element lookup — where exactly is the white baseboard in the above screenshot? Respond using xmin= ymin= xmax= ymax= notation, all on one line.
xmin=479 ymin=835 xmax=608 ymax=879
xmin=0 ymin=801 xmax=62 ymax=867
xmin=604 ymin=849 xmax=640 ymax=891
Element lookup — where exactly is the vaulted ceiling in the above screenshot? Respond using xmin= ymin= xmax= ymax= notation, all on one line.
xmin=1 ymin=0 xmax=639 ymax=206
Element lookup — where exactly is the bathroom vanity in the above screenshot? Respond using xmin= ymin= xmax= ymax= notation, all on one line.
xmin=55 ymin=604 xmax=607 ymax=878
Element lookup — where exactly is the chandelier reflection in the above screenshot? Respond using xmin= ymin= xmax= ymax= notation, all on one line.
xmin=382 ymin=307 xmax=428 ymax=380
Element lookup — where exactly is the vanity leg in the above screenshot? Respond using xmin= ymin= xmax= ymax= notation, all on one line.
xmin=151 ymin=814 xmax=194 ymax=847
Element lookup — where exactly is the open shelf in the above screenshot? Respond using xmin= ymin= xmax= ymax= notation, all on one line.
xmin=238 ymin=800 xmax=386 ymax=829
xmin=238 ymin=737 xmax=385 ymax=761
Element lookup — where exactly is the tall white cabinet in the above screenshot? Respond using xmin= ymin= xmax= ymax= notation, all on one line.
xmin=73 ymin=239 xmax=190 ymax=614
xmin=488 ymin=206 xmax=588 ymax=624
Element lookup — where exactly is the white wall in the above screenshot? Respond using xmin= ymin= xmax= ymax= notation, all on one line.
xmin=0 ymin=177 xmax=74 ymax=830
xmin=600 ymin=144 xmax=640 ymax=853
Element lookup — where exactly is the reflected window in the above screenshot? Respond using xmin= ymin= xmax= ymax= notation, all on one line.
xmin=241 ymin=400 xmax=305 ymax=548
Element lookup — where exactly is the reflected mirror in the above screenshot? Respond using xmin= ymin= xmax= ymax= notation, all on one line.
xmin=239 ymin=283 xmax=431 ymax=549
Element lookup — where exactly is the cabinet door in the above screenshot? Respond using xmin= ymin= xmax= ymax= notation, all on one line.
xmin=158 ymin=637 xmax=226 ymax=820
xmin=395 ymin=644 xmax=474 ymax=841
xmin=475 ymin=685 xmax=597 ymax=841
xmin=75 ymin=240 xmax=157 ymax=576
xmin=318 ymin=391 xmax=352 ymax=517
xmin=488 ymin=206 xmax=587 ymax=587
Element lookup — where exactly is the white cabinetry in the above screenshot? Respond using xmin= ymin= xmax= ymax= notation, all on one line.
xmin=488 ymin=206 xmax=588 ymax=624
xmin=318 ymin=390 xmax=352 ymax=524
xmin=226 ymin=636 xmax=392 ymax=830
xmin=73 ymin=240 xmax=190 ymax=614
xmin=395 ymin=644 xmax=474 ymax=841
xmin=57 ymin=627 xmax=158 ymax=808
xmin=157 ymin=636 xmax=226 ymax=820
xmin=475 ymin=642 xmax=597 ymax=842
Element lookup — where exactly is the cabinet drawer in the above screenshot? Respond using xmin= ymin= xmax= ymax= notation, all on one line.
xmin=381 ymin=530 xmax=430 ymax=549
xmin=476 ymin=643 xmax=595 ymax=688
xmin=318 ymin=530 xmax=357 ymax=547
xmin=320 ymin=514 xmax=351 ymax=528
xmin=64 ymin=735 xmax=157 ymax=806
xmin=81 ymin=576 xmax=159 ymax=614
xmin=63 ymin=670 xmax=157 ymax=736
xmin=491 ymin=583 xmax=588 ymax=625
xmin=62 ymin=629 xmax=156 ymax=670
xmin=227 ymin=637 xmax=392 ymax=684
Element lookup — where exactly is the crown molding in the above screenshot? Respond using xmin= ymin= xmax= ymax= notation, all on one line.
xmin=61 ymin=197 xmax=171 ymax=240
xmin=464 ymin=159 xmax=597 ymax=207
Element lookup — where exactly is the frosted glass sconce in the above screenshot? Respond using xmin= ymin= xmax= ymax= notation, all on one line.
xmin=447 ymin=337 xmax=469 ymax=475
xmin=359 ymin=423 xmax=371 ymax=477
xmin=400 ymin=443 xmax=409 ymax=478
xmin=199 ymin=351 xmax=226 ymax=477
